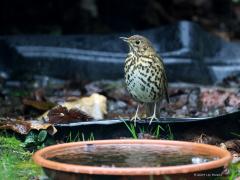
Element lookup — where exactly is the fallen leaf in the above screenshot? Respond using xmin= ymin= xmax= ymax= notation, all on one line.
xmin=192 ymin=133 xmax=222 ymax=145
xmin=65 ymin=93 xmax=107 ymax=120
xmin=47 ymin=105 xmax=93 ymax=123
xmin=30 ymin=120 xmax=57 ymax=135
xmin=0 ymin=118 xmax=31 ymax=134
xmin=39 ymin=93 xmax=107 ymax=121
xmin=0 ymin=117 xmax=57 ymax=135
xmin=220 ymin=140 xmax=240 ymax=164
xmin=223 ymin=140 xmax=240 ymax=154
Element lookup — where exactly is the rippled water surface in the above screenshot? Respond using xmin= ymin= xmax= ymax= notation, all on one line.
xmin=49 ymin=144 xmax=218 ymax=167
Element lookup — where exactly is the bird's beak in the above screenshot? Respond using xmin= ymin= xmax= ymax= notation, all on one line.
xmin=120 ymin=37 xmax=129 ymax=42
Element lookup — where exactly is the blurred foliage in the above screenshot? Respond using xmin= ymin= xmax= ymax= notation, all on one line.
xmin=228 ymin=163 xmax=240 ymax=180
xmin=23 ymin=130 xmax=56 ymax=150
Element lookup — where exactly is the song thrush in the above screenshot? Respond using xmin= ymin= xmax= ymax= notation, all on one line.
xmin=121 ymin=35 xmax=169 ymax=124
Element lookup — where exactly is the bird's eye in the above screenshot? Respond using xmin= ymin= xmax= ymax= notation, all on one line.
xmin=135 ymin=40 xmax=140 ymax=45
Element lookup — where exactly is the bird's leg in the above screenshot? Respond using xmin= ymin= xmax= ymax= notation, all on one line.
xmin=130 ymin=104 xmax=141 ymax=125
xmin=147 ymin=103 xmax=158 ymax=125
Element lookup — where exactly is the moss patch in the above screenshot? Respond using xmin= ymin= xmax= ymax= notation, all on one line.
xmin=0 ymin=135 xmax=43 ymax=179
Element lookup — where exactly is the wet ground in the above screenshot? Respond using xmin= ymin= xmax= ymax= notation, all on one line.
xmin=0 ymin=75 xmax=239 ymax=121
xmin=0 ymin=74 xmax=239 ymax=178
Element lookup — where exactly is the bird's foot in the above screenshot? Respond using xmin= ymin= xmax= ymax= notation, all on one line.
xmin=130 ymin=114 xmax=141 ymax=126
xmin=147 ymin=114 xmax=158 ymax=125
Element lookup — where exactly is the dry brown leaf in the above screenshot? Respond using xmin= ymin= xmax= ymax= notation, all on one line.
xmin=0 ymin=117 xmax=56 ymax=135
xmin=47 ymin=105 xmax=93 ymax=124
xmin=224 ymin=140 xmax=240 ymax=153
xmin=30 ymin=120 xmax=57 ymax=135
xmin=39 ymin=93 xmax=107 ymax=121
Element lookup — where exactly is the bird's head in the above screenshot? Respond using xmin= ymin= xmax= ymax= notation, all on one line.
xmin=120 ymin=35 xmax=156 ymax=56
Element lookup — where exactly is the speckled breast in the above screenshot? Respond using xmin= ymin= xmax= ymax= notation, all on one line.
xmin=124 ymin=53 xmax=164 ymax=103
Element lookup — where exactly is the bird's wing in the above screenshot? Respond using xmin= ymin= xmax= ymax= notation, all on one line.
xmin=157 ymin=55 xmax=170 ymax=103
xmin=163 ymin=69 xmax=170 ymax=103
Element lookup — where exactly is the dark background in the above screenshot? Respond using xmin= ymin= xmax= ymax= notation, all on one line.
xmin=0 ymin=0 xmax=239 ymax=40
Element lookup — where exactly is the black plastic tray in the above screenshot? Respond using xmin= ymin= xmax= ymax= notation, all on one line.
xmin=55 ymin=110 xmax=240 ymax=126
xmin=54 ymin=111 xmax=240 ymax=140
